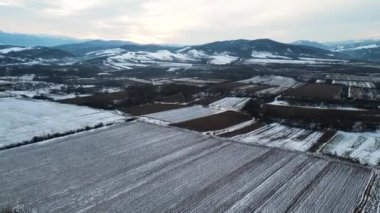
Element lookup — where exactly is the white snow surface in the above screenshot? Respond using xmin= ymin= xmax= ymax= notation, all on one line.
xmin=0 ymin=98 xmax=127 ymax=147
xmin=209 ymin=97 xmax=251 ymax=111
xmin=142 ymin=105 xmax=220 ymax=124
xmin=322 ymin=131 xmax=380 ymax=166
xmin=334 ymin=44 xmax=380 ymax=52
xmin=86 ymin=48 xmax=126 ymax=57
xmin=208 ymin=52 xmax=238 ymax=65
xmin=239 ymin=75 xmax=298 ymax=88
xmin=243 ymin=58 xmax=347 ymax=65
xmin=332 ymin=80 xmax=375 ymax=88
xmin=267 ymin=100 xmax=367 ymax=111
xmin=0 ymin=47 xmax=33 ymax=54
xmin=233 ymin=123 xmax=324 ymax=152
xmin=251 ymin=51 xmax=291 ymax=59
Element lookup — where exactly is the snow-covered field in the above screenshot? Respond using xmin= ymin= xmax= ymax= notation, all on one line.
xmin=232 ymin=123 xmax=324 ymax=151
xmin=142 ymin=105 xmax=220 ymax=124
xmin=0 ymin=121 xmax=373 ymax=212
xmin=239 ymin=75 xmax=298 ymax=88
xmin=321 ymin=131 xmax=380 ymax=166
xmin=209 ymin=97 xmax=251 ymax=111
xmin=267 ymin=99 xmax=367 ymax=111
xmin=0 ymin=98 xmax=127 ymax=148
xmin=238 ymin=75 xmax=301 ymax=95
xmin=332 ymin=80 xmax=376 ymax=88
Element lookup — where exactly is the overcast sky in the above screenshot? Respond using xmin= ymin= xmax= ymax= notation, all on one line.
xmin=0 ymin=0 xmax=379 ymax=44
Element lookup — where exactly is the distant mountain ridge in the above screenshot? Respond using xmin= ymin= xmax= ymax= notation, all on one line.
xmin=0 ymin=31 xmax=83 ymax=47
xmin=292 ymin=40 xmax=329 ymax=50
xmin=1 ymin=30 xmax=379 ymax=66
xmin=191 ymin=39 xmax=336 ymax=59
xmin=55 ymin=40 xmax=137 ymax=56
xmin=292 ymin=39 xmax=380 ymax=63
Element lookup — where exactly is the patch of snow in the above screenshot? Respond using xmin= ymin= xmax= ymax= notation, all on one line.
xmin=127 ymin=77 xmax=151 ymax=84
xmin=209 ymin=97 xmax=251 ymax=111
xmin=267 ymin=100 xmax=367 ymax=111
xmin=212 ymin=120 xmax=256 ymax=136
xmin=334 ymin=44 xmax=380 ymax=52
xmin=177 ymin=46 xmax=191 ymax=53
xmin=209 ymin=53 xmax=238 ymax=65
xmin=142 ymin=105 xmax=220 ymax=124
xmin=0 ymin=47 xmax=33 ymax=54
xmin=86 ymin=48 xmax=125 ymax=57
xmin=251 ymin=51 xmax=291 ymax=59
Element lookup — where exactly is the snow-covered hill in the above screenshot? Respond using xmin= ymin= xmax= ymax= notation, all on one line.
xmin=83 ymin=39 xmax=350 ymax=70
xmin=0 ymin=45 xmax=74 ymax=66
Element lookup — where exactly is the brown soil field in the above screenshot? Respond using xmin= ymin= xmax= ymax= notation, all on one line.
xmin=60 ymin=91 xmax=129 ymax=109
xmin=264 ymin=104 xmax=380 ymax=125
xmin=218 ymin=122 xmax=265 ymax=138
xmin=157 ymin=93 xmax=187 ymax=103
xmin=209 ymin=82 xmax=248 ymax=91
xmin=171 ymin=111 xmax=252 ymax=132
xmin=284 ymin=83 xmax=344 ymax=101
xmin=120 ymin=103 xmax=187 ymax=116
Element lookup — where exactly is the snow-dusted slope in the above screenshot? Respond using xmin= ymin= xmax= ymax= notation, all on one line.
xmin=0 ymin=46 xmax=33 ymax=54
xmin=83 ymin=39 xmax=352 ymax=70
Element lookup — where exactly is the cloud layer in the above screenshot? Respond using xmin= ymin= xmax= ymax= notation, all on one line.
xmin=0 ymin=0 xmax=379 ymax=44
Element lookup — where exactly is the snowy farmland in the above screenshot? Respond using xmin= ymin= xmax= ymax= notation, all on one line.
xmin=238 ymin=75 xmax=302 ymax=95
xmin=321 ymin=131 xmax=380 ymax=166
xmin=0 ymin=121 xmax=374 ymax=212
xmin=232 ymin=123 xmax=324 ymax=152
xmin=209 ymin=97 xmax=251 ymax=111
xmin=141 ymin=105 xmax=220 ymax=124
xmin=0 ymin=98 xmax=127 ymax=148
xmin=332 ymin=80 xmax=376 ymax=88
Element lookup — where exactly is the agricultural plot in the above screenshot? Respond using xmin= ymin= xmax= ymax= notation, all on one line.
xmin=61 ymin=91 xmax=129 ymax=109
xmin=238 ymin=75 xmax=302 ymax=95
xmin=326 ymin=74 xmax=380 ymax=83
xmin=333 ymin=80 xmax=375 ymax=88
xmin=209 ymin=82 xmax=248 ymax=93
xmin=0 ymin=98 xmax=127 ymax=148
xmin=219 ymin=122 xmax=265 ymax=138
xmin=350 ymin=87 xmax=379 ymax=100
xmin=209 ymin=97 xmax=251 ymax=111
xmin=0 ymin=121 xmax=374 ymax=212
xmin=171 ymin=111 xmax=252 ymax=132
xmin=232 ymin=123 xmax=325 ymax=152
xmin=233 ymin=84 xmax=271 ymax=95
xmin=321 ymin=131 xmax=380 ymax=166
xmin=239 ymin=75 xmax=298 ymax=88
xmin=120 ymin=103 xmax=187 ymax=116
xmin=141 ymin=105 xmax=220 ymax=124
xmin=284 ymin=83 xmax=344 ymax=101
